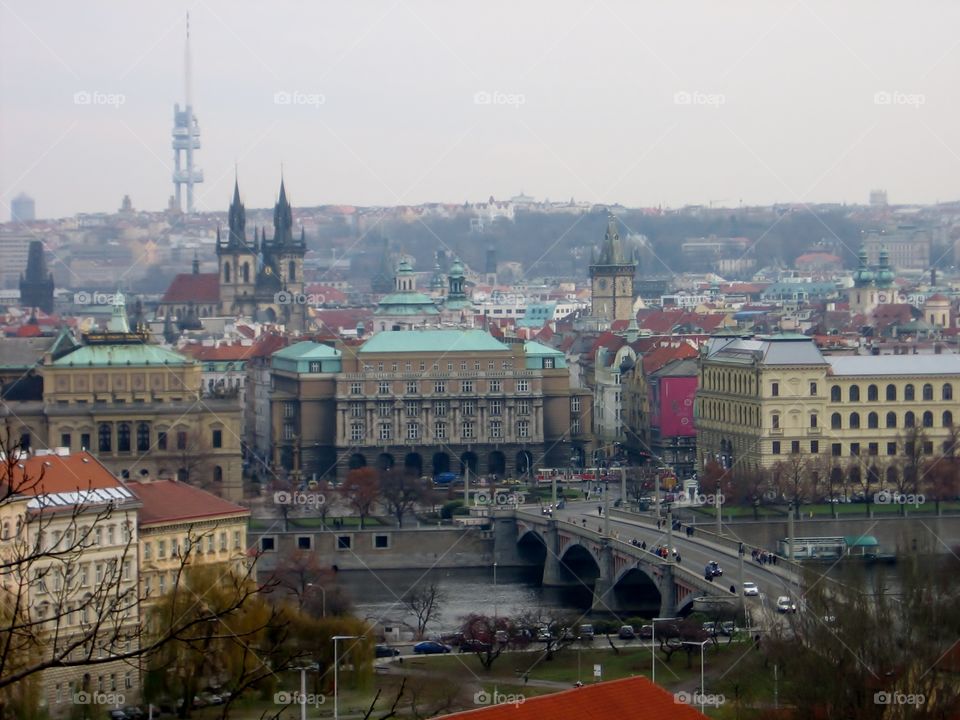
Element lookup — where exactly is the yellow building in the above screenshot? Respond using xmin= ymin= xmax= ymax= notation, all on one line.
xmin=126 ymin=479 xmax=249 ymax=602
xmin=696 ymin=335 xmax=959 ymax=480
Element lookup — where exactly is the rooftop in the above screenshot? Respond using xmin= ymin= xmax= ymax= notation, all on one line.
xmin=126 ymin=479 xmax=249 ymax=526
xmin=272 ymin=341 xmax=341 ymax=361
xmin=359 ymin=330 xmax=510 ymax=354
xmin=827 ymin=354 xmax=960 ymax=376
xmin=705 ymin=335 xmax=827 ymax=366
xmin=53 ymin=343 xmax=192 ymax=367
xmin=161 ymin=272 xmax=220 ymax=304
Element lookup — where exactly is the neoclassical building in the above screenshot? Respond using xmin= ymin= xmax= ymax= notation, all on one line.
xmin=269 ymin=329 xmax=594 ymax=481
xmin=696 ymin=334 xmax=959 ymax=477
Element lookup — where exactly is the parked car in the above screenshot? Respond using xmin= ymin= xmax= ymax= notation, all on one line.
xmin=375 ymin=644 xmax=401 ymax=658
xmin=638 ymin=625 xmax=653 ymax=639
xmin=122 ymin=709 xmax=145 ymax=720
xmin=494 ymin=630 xmax=509 ymax=644
xmin=579 ymin=624 xmax=595 ymax=640
xmin=460 ymin=639 xmax=492 ymax=653
xmin=617 ymin=625 xmax=636 ymax=640
xmin=702 ymin=621 xmax=718 ymax=634
xmin=536 ymin=626 xmax=552 ymax=641
xmin=720 ymin=621 xmax=737 ymax=636
xmin=413 ymin=641 xmax=451 ymax=654
xmin=776 ymin=596 xmax=797 ymax=613
xmin=742 ymin=581 xmax=760 ymax=597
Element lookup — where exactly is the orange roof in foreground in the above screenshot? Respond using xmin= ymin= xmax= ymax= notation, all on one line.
xmin=4 ymin=451 xmax=122 ymax=496
xmin=439 ymin=676 xmax=709 ymax=720
xmin=126 ymin=479 xmax=249 ymax=526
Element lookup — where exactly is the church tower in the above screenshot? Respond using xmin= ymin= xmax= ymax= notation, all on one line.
xmin=216 ymin=178 xmax=257 ymax=315
xmin=589 ymin=213 xmax=636 ymax=325
xmin=271 ymin=178 xmax=305 ymax=293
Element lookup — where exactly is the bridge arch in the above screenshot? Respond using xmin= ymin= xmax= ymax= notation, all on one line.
xmin=609 ymin=566 xmax=662 ymax=615
xmin=557 ymin=542 xmax=602 ymax=586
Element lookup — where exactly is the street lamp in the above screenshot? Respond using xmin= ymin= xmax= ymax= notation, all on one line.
xmin=332 ymin=634 xmax=365 ymax=720
xmin=650 ymin=617 xmax=679 ymax=685
xmin=306 ymin=582 xmax=326 ymax=617
xmin=290 ymin=663 xmax=318 ymax=720
xmin=687 ymin=639 xmax=710 ymax=712
xmin=493 ymin=562 xmax=498 ymax=620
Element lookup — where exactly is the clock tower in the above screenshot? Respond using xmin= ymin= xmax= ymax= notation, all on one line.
xmin=590 ymin=213 xmax=637 ymax=326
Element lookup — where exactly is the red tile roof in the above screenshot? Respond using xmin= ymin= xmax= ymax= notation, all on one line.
xmin=440 ymin=676 xmax=709 ymax=719
xmin=4 ymin=451 xmax=122 ymax=496
xmin=125 ymin=479 xmax=248 ymax=526
xmin=642 ymin=342 xmax=699 ymax=375
xmin=162 ymin=273 xmax=220 ymax=304
xmin=180 ymin=342 xmax=255 ymax=362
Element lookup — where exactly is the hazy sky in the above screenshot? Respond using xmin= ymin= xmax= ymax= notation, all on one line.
xmin=1 ymin=1 xmax=958 ymax=219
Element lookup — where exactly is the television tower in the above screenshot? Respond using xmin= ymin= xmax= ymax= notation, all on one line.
xmin=172 ymin=13 xmax=203 ymax=213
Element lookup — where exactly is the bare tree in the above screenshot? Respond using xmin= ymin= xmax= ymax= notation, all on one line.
xmin=402 ymin=582 xmax=445 ymax=639
xmin=459 ymin=613 xmax=513 ymax=670
xmin=379 ymin=472 xmax=428 ymax=528
xmin=341 ymin=467 xmax=380 ymax=529
xmin=773 ymin=454 xmax=812 ymax=518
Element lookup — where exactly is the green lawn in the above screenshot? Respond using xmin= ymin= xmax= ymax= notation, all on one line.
xmin=691 ymin=501 xmax=960 ymax=520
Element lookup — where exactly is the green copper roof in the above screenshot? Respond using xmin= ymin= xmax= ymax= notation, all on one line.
xmin=360 ymin=330 xmax=509 ymax=354
xmin=271 ymin=341 xmax=342 ymax=374
xmin=54 ymin=344 xmax=192 ymax=367
xmin=272 ymin=341 xmax=341 ymax=360
xmin=523 ymin=340 xmax=567 ymax=368
xmin=375 ymin=292 xmax=441 ymax=315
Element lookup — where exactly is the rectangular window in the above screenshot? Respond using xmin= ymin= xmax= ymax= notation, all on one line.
xmin=434 ymin=380 xmax=446 ymax=393
xmin=772 ymin=414 xmax=780 ymax=429
xmin=460 ymin=361 xmax=468 ymax=370
xmin=233 ymin=530 xmax=241 ymax=550
xmin=502 ymin=360 xmax=511 ymax=370
xmin=406 ymin=381 xmax=418 ymax=394
xmin=405 ymin=401 xmax=420 ymax=418
xmin=407 ymin=423 xmax=420 ymax=440
xmin=122 ymin=560 xmax=131 ymax=581
xmin=850 ymin=443 xmax=860 ymax=456
xmin=518 ymin=420 xmax=530 ymax=438
xmin=207 ymin=535 xmax=215 ymax=553
xmin=791 ymin=440 xmax=800 ymax=454
xmin=810 ymin=440 xmax=819 ymax=454
xmin=517 ymin=379 xmax=529 ymax=392
xmin=832 ymin=443 xmax=842 ymax=457
xmin=489 ymin=400 xmax=502 ymax=416
xmin=158 ymin=575 xmax=166 ymax=594
xmin=462 ymin=421 xmax=475 ymax=439
xmin=771 ymin=382 xmax=779 ymax=397
xmin=297 ymin=536 xmax=312 ymax=550
xmin=337 ymin=535 xmax=352 ymax=550
xmin=157 ymin=540 xmax=166 ymax=559
xmin=350 ymin=402 xmax=364 ymax=418
xmin=772 ymin=441 xmax=781 ymax=455
xmin=810 ymin=382 xmax=817 ymax=396
xmin=461 ymin=380 xmax=474 ymax=393
xmin=378 ymin=402 xmax=391 ymax=417
xmin=435 ymin=400 xmax=448 ymax=417
xmin=887 ymin=442 xmax=897 ymax=456
xmin=571 ymin=397 xmax=581 ymax=413
xmin=283 ymin=423 xmax=294 ymax=441
xmin=490 ymin=379 xmax=501 ymax=393
xmin=869 ymin=442 xmax=879 ymax=456
xmin=283 ymin=402 xmax=295 ymax=418
xmin=212 ymin=429 xmax=222 ymax=448
xmin=923 ymin=441 xmax=934 ymax=455
xmin=60 ymin=433 xmax=71 ymax=449
xmin=462 ymin=400 xmax=476 ymax=416
xmin=544 ymin=358 xmax=554 ymax=369
xmin=309 ymin=361 xmax=322 ymax=373
xmin=374 ymin=534 xmax=390 ymax=549
xmin=220 ymin=532 xmax=227 ymax=551
xmin=380 ymin=424 xmax=393 ymax=441
xmin=350 ymin=423 xmax=364 ymax=441
xmin=81 ymin=432 xmax=91 ymax=450
xmin=157 ymin=431 xmax=167 ymax=450
xmin=350 ymin=382 xmax=363 ymax=395
xmin=517 ymin=400 xmax=530 ymax=415
xmin=810 ymin=414 xmax=818 ymax=428
xmin=176 ymin=431 xmax=187 ymax=450
xmin=260 ymin=537 xmax=275 ymax=551
xmin=434 ymin=422 xmax=447 ymax=439
xmin=378 ymin=381 xmax=391 ymax=395
xmin=490 ymin=420 xmax=502 ymax=438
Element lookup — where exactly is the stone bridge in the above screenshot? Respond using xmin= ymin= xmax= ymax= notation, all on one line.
xmin=492 ymin=510 xmax=731 ymax=617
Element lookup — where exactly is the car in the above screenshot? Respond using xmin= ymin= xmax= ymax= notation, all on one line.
xmin=536 ymin=626 xmax=552 ymax=641
xmin=707 ymin=561 xmax=723 ymax=577
xmin=742 ymin=581 xmax=760 ymax=597
xmin=375 ymin=644 xmax=401 ymax=658
xmin=776 ymin=596 xmax=797 ymax=613
xmin=122 ymin=709 xmax=145 ymax=720
xmin=413 ymin=641 xmax=451 ymax=654
xmin=460 ymin=639 xmax=492 ymax=653
xmin=720 ymin=621 xmax=737 ymax=636
xmin=702 ymin=621 xmax=718 ymax=634
xmin=617 ymin=625 xmax=636 ymax=640
xmin=579 ymin=624 xmax=595 ymax=640
xmin=638 ymin=624 xmax=653 ymax=639
xmin=494 ymin=630 xmax=509 ymax=644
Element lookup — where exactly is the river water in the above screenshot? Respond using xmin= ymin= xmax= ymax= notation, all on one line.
xmin=334 ymin=567 xmax=595 ymax=635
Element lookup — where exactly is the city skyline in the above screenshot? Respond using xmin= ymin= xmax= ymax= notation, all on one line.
xmin=0 ymin=1 xmax=958 ymax=219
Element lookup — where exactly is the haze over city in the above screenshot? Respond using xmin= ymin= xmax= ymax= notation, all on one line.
xmin=2 ymin=0 xmax=960 ymax=219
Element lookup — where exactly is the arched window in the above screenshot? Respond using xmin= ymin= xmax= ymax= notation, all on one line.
xmin=831 ymin=413 xmax=842 ymax=430
xmin=944 ymin=384 xmax=954 ymax=401
xmin=944 ymin=411 xmax=954 ymax=427
xmin=923 ymin=411 xmax=934 ymax=428
xmin=224 ymin=264 xmax=231 ymax=283
xmin=886 ymin=384 xmax=897 ymax=401
xmin=905 ymin=411 xmax=915 ymax=428
xmin=242 ymin=262 xmax=250 ymax=283
xmin=923 ymin=383 xmax=934 ymax=401
xmin=868 ymin=412 xmax=878 ymax=429
xmin=213 ymin=466 xmax=223 ymax=484
xmin=831 ymin=385 xmax=841 ymax=402
xmin=867 ymin=385 xmax=878 ymax=401
xmin=849 ymin=385 xmax=860 ymax=402
xmin=117 ymin=423 xmax=131 ymax=453
xmin=98 ymin=423 xmax=112 ymax=453
xmin=288 ymin=261 xmax=296 ymax=282
xmin=849 ymin=412 xmax=860 ymax=429
xmin=905 ymin=384 xmax=915 ymax=401
xmin=886 ymin=412 xmax=897 ymax=429
xmin=137 ymin=423 xmax=150 ymax=452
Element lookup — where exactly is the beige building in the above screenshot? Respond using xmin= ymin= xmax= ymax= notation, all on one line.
xmin=1 ymin=294 xmax=244 ymax=500
xmin=270 ymin=330 xmax=593 ymax=481
xmin=0 ymin=450 xmax=142 ymax=716
xmin=696 ymin=335 xmax=959 ymax=482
